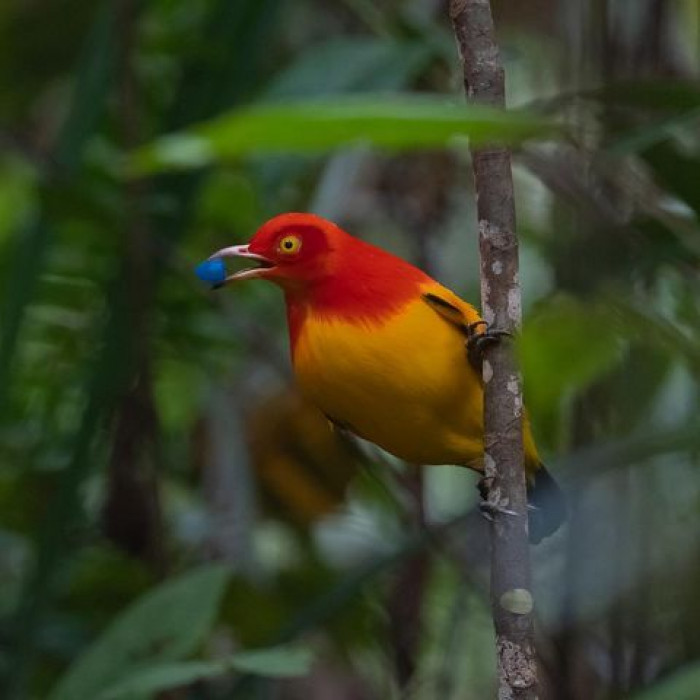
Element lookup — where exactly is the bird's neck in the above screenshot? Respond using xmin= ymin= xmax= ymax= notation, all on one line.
xmin=284 ymin=245 xmax=428 ymax=352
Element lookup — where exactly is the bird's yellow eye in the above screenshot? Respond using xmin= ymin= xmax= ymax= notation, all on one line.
xmin=278 ymin=235 xmax=302 ymax=255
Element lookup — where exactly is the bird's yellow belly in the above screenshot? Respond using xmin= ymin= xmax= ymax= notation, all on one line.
xmin=292 ymin=298 xmax=486 ymax=467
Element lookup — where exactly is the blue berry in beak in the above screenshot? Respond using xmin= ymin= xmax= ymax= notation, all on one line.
xmin=195 ymin=258 xmax=226 ymax=286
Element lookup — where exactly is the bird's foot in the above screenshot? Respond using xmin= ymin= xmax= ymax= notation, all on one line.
xmin=476 ymin=475 xmax=492 ymax=502
xmin=466 ymin=322 xmax=512 ymax=371
xmin=479 ymin=502 xmax=519 ymax=520
xmin=476 ymin=476 xmax=518 ymax=520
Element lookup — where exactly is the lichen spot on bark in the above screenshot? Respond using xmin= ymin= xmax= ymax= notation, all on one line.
xmin=507 ymin=286 xmax=521 ymax=324
xmin=497 ymin=637 xmax=537 ymax=690
xmin=506 ymin=375 xmax=522 ymax=416
xmin=500 ymin=588 xmax=534 ymax=615
xmin=484 ymin=452 xmax=497 ymax=479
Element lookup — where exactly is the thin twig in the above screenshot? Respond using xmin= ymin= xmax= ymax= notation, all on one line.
xmin=449 ymin=1 xmax=538 ymax=697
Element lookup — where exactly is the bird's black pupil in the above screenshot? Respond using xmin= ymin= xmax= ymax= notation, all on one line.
xmin=284 ymin=240 xmax=293 ymax=249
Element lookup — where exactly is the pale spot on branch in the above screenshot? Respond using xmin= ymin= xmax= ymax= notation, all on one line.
xmin=499 ymin=588 xmax=534 ymax=615
xmin=507 ymin=286 xmax=521 ymax=324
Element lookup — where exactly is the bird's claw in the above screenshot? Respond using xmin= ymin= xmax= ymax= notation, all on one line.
xmin=476 ymin=476 xmax=517 ymax=520
xmin=479 ymin=501 xmax=518 ymax=520
xmin=466 ymin=322 xmax=512 ymax=371
xmin=476 ymin=475 xmax=492 ymax=502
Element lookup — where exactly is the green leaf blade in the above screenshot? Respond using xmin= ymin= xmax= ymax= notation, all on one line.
xmin=96 ymin=646 xmax=313 ymax=700
xmin=632 ymin=664 xmax=700 ymax=700
xmin=129 ymin=96 xmax=560 ymax=175
xmin=48 ymin=565 xmax=231 ymax=700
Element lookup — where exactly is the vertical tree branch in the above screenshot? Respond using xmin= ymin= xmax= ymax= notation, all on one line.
xmin=102 ymin=0 xmax=167 ymax=574
xmin=388 ymin=467 xmax=428 ymax=689
xmin=449 ymin=1 xmax=538 ymax=698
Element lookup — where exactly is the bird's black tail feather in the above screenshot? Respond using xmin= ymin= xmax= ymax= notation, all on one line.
xmin=527 ymin=465 xmax=566 ymax=544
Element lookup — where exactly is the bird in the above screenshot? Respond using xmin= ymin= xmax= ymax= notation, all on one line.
xmin=202 ymin=212 xmax=565 ymax=542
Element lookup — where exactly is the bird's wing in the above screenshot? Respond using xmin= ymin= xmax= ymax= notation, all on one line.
xmin=421 ymin=284 xmax=483 ymax=337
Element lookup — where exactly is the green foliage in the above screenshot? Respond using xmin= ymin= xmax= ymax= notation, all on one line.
xmin=129 ymin=97 xmax=559 ymax=174
xmin=0 ymin=156 xmax=36 ymax=244
xmin=262 ymin=38 xmax=433 ymax=98
xmin=48 ymin=565 xmax=230 ymax=700
xmin=518 ymin=296 xmax=623 ymax=441
xmin=96 ymin=646 xmax=313 ymax=699
xmin=633 ymin=665 xmax=700 ymax=700
xmin=1 ymin=0 xmax=700 ymax=698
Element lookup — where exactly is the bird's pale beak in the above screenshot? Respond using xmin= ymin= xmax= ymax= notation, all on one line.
xmin=208 ymin=244 xmax=275 ymax=284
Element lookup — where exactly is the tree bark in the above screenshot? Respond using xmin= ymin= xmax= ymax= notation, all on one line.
xmin=449 ymin=1 xmax=538 ymax=698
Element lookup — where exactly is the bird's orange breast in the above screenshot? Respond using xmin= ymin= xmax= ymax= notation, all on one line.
xmin=291 ymin=285 xmax=488 ymax=467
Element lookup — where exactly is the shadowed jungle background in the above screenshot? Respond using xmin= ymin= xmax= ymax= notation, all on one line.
xmin=2 ymin=0 xmax=700 ymax=698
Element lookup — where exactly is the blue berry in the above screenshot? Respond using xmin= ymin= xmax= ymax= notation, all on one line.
xmin=195 ymin=258 xmax=227 ymax=285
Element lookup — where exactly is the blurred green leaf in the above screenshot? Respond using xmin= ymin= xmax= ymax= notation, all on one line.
xmin=129 ymin=96 xmax=560 ymax=174
xmin=263 ymin=38 xmax=432 ymax=98
xmin=606 ymin=108 xmax=700 ymax=155
xmin=639 ymin=140 xmax=700 ymax=217
xmin=225 ymin=645 xmax=314 ymax=677
xmin=632 ymin=665 xmax=700 ymax=700
xmin=0 ymin=157 xmax=36 ymax=245
xmin=589 ymin=80 xmax=700 ymax=113
xmin=97 ymin=646 xmax=313 ymax=699
xmin=582 ymin=81 xmax=700 ymax=153
xmin=6 ymin=279 xmax=136 ymax=698
xmin=609 ymin=296 xmax=700 ymax=370
xmin=519 ymin=296 xmax=623 ymax=416
xmin=0 ymin=0 xmax=117 ymax=420
xmin=48 ymin=565 xmax=230 ymax=700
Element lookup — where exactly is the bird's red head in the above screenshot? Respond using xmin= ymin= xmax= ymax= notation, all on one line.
xmin=209 ymin=212 xmax=429 ymax=344
xmin=209 ymin=213 xmax=346 ymax=291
